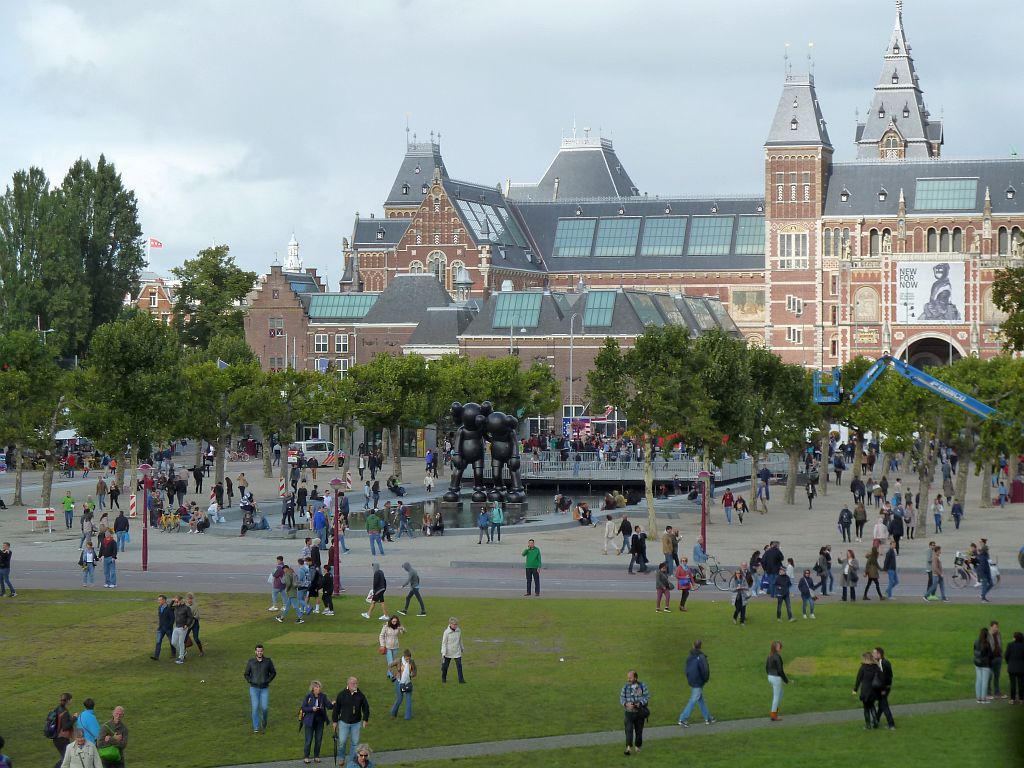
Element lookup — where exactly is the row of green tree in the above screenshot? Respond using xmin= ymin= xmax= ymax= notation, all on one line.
xmin=588 ymin=327 xmax=1024 ymax=534
xmin=0 ymin=311 xmax=561 ymax=507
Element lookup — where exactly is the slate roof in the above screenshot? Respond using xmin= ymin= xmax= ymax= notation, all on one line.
xmin=507 ymin=136 xmax=639 ymax=201
xmin=283 ymin=271 xmax=323 ymax=295
xmin=823 ymin=158 xmax=1024 ymax=217
xmin=406 ymin=305 xmax=479 ymax=347
xmin=511 ymin=197 xmax=766 ymax=272
xmin=358 ymin=273 xmax=453 ymax=325
xmin=352 ymin=217 xmax=410 ymax=247
xmin=384 ymin=141 xmax=448 ymax=210
xmin=460 ymin=288 xmax=741 ymax=340
xmin=765 ymin=74 xmax=832 ymax=148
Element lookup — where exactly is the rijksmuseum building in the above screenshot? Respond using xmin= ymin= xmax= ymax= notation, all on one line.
xmin=245 ymin=2 xmax=1024 ymax=439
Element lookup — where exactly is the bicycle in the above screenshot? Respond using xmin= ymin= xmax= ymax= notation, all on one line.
xmin=951 ymin=552 xmax=976 ymax=589
xmin=691 ymin=555 xmax=732 ymax=592
xmin=228 ymin=450 xmax=251 ymax=463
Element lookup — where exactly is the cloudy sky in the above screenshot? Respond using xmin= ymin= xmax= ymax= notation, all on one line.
xmin=1 ymin=1 xmax=1019 ymax=282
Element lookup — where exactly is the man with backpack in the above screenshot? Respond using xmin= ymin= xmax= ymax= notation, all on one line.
xmin=47 ymin=692 xmax=75 ymax=767
xmin=677 ymin=639 xmax=716 ymax=727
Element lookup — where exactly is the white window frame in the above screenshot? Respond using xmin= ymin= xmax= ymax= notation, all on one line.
xmin=786 ymin=295 xmax=804 ymax=316
xmin=335 ymin=333 xmax=349 ymax=354
xmin=314 ymin=333 xmax=329 ymax=354
xmin=786 ymin=326 xmax=803 ymax=344
xmin=149 ymin=290 xmax=158 ymax=308
xmin=336 ymin=357 xmax=350 ymax=378
xmin=777 ymin=232 xmax=809 ymax=270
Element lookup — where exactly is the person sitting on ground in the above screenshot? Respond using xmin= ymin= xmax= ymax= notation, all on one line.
xmin=386 ymin=475 xmax=406 ymax=497
xmin=431 ymin=510 xmax=445 ymax=536
xmin=575 ymin=502 xmax=593 ymax=526
xmin=192 ymin=507 xmax=210 ymax=534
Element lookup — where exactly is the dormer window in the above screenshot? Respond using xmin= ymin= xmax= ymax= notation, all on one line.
xmin=711 ymin=203 xmax=718 ymax=214
xmin=1008 ymin=186 xmax=1017 ymax=200
xmin=664 ymin=204 xmax=672 ymax=215
xmin=617 ymin=206 xmax=625 ymax=215
xmin=891 ymin=72 xmax=899 ymax=84
xmin=878 ymin=105 xmax=885 ymax=119
xmin=878 ymin=187 xmax=888 ymax=202
xmin=790 ymin=117 xmax=799 ymax=131
xmin=376 ymin=226 xmax=385 ymax=241
xmin=421 ymin=183 xmax=429 ymax=194
xmin=792 ymin=97 xmax=798 ymax=109
xmin=903 ymin=104 xmax=910 ymax=118
xmin=401 ymin=183 xmax=410 ymax=195
xmin=414 ymin=164 xmax=421 ymax=174
xmin=893 ymin=43 xmax=900 ymax=54
xmin=575 ymin=206 xmax=583 ymax=216
xmin=840 ymin=188 xmax=850 ymax=203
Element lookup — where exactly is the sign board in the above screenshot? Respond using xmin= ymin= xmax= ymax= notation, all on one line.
xmin=896 ymin=261 xmax=965 ymax=324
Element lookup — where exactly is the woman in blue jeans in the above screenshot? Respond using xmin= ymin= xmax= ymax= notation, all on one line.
xmin=389 ymin=650 xmax=416 ymax=720
xmin=300 ymin=680 xmax=331 ymax=763
xmin=765 ymin=640 xmax=790 ymax=720
xmin=974 ymin=627 xmax=994 ymax=703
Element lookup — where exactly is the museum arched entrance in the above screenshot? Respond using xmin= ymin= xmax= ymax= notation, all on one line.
xmin=898 ymin=336 xmax=963 ymax=368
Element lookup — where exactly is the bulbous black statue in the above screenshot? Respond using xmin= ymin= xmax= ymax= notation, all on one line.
xmin=443 ymin=401 xmax=526 ymax=503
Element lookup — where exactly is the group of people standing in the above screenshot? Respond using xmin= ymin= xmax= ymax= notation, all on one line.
xmin=47 ymin=693 xmax=128 ymax=768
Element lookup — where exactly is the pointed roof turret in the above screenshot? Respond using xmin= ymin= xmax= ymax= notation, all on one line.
xmin=383 ymin=133 xmax=448 ymax=214
xmin=285 ymin=232 xmax=302 ymax=272
xmin=506 ymin=129 xmax=639 ymax=201
xmin=765 ymin=71 xmax=831 ymax=148
xmin=855 ymin=1 xmax=942 ymax=159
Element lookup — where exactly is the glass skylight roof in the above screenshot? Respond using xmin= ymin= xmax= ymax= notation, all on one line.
xmin=492 ymin=292 xmax=542 ymax=328
xmin=687 ymin=216 xmax=735 ymax=256
xmin=733 ymin=216 xmax=765 ymax=255
xmin=913 ymin=179 xmax=978 ymax=211
xmin=639 ymin=216 xmax=687 ymax=257
xmin=682 ymin=297 xmax=716 ymax=329
xmin=593 ymin=218 xmax=641 ymax=257
xmin=307 ymin=294 xmax=378 ymax=319
xmin=552 ymin=218 xmax=597 ymax=257
xmin=628 ymin=293 xmax=664 ymax=327
xmin=456 ymin=199 xmax=528 ymax=247
xmin=583 ymin=290 xmax=616 ymax=327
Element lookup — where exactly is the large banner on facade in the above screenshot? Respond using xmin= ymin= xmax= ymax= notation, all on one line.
xmin=895 ymin=261 xmax=965 ymax=324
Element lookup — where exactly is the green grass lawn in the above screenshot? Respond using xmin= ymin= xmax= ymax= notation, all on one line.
xmin=1 ymin=591 xmax=1020 ymax=767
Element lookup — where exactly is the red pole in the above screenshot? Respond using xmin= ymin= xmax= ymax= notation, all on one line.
xmin=332 ymin=490 xmax=341 ymax=593
xmin=142 ymin=488 xmax=149 ymax=572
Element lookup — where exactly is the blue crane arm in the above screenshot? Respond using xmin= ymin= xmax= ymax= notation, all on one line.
xmin=849 ymin=355 xmax=997 ymax=420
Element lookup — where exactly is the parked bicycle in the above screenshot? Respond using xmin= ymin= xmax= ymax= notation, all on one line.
xmin=691 ymin=555 xmax=732 ymax=592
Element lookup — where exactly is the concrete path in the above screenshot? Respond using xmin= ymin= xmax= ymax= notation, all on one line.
xmin=215 ymin=698 xmax=978 ymax=767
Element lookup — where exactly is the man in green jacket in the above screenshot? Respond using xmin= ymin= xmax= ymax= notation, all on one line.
xmin=522 ymin=539 xmax=542 ymax=596
xmin=366 ymin=511 xmax=384 ymax=556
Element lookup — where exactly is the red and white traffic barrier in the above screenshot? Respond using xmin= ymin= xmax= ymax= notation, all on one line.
xmin=27 ymin=507 xmax=56 ymax=532
xmin=279 ymin=477 xmax=286 ymax=497
xmin=345 ymin=471 xmax=353 ymax=489
xmin=129 ymin=494 xmax=137 ymax=518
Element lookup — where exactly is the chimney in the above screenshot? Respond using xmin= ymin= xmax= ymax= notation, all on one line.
xmin=552 ymin=177 xmax=560 ymax=202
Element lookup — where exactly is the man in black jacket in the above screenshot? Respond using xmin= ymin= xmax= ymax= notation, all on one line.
xmin=171 ymin=594 xmax=193 ymax=665
xmin=151 ymin=594 xmax=176 ymax=660
xmin=774 ymin=567 xmax=794 ymax=622
xmin=332 ymin=676 xmax=370 ymax=762
xmin=113 ymin=510 xmax=130 ymax=552
xmin=244 ymin=644 xmax=277 ymax=734
xmin=872 ymin=647 xmax=895 ymax=729
xmin=617 ymin=515 xmax=633 ymax=555
xmin=762 ymin=542 xmax=784 ymax=598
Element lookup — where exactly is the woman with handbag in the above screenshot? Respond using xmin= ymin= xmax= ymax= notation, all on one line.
xmin=389 ymin=649 xmax=416 ymax=720
xmin=839 ymin=549 xmax=859 ymax=602
xmin=619 ymin=669 xmax=649 ymax=756
xmin=379 ymin=616 xmax=405 ymax=680
xmin=675 ymin=557 xmax=693 ymax=611
xmin=852 ymin=651 xmax=880 ymax=729
xmin=97 ymin=706 xmax=128 ymax=767
xmin=300 ymin=681 xmax=332 ymax=764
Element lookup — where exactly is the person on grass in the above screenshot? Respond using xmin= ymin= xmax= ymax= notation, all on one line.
xmin=332 ymin=677 xmax=370 ymax=763
xmin=379 ymin=616 xmax=405 ymax=680
xmin=388 ymin=650 xmax=416 ymax=720
xmin=398 ymin=562 xmax=426 ymax=617
xmin=300 ymin=680 xmax=331 ymax=764
xmin=798 ymin=569 xmax=816 ymax=619
xmin=677 ymin=639 xmax=715 ymax=727
xmin=853 ymin=651 xmax=880 ymax=729
xmin=244 ymin=644 xmax=277 ymax=734
xmin=766 ymin=640 xmax=790 ymax=720
xmin=362 ymin=563 xmax=388 ymax=621
xmin=440 ymin=617 xmax=466 ymax=683
xmin=97 ymin=706 xmax=128 ymax=768
xmin=620 ymin=669 xmax=649 ymax=756
xmin=873 ymin=647 xmax=896 ymax=729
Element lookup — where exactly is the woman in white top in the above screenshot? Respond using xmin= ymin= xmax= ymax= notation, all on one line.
xmin=378 ymin=616 xmax=406 ymax=680
xmin=602 ymin=515 xmax=617 ymax=555
xmin=82 ymin=541 xmax=97 ymax=586
xmin=389 ymin=649 xmax=416 ymax=720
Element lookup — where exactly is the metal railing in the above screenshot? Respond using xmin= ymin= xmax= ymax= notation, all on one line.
xmin=518 ymin=452 xmax=790 ymax=482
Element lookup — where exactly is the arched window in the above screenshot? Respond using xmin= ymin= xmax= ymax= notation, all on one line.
xmin=447 ymin=260 xmax=465 ymax=292
xmin=939 ymin=228 xmax=950 ymax=252
xmin=927 ymin=228 xmax=938 ymax=252
xmin=998 ymin=227 xmax=1009 ymax=255
xmin=952 ymin=228 xmax=962 ymax=252
xmin=408 ymin=260 xmax=424 ymax=274
xmin=869 ymin=229 xmax=880 ymax=256
xmin=426 ymin=251 xmax=447 ymax=285
xmin=823 ymin=228 xmax=832 ymax=258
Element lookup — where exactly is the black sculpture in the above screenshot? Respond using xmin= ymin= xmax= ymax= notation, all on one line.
xmin=443 ymin=401 xmax=526 ymax=503
xmin=486 ymin=410 xmax=525 ymax=503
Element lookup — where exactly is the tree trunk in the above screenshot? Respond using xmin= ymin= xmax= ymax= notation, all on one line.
xmin=818 ymin=421 xmax=830 ymax=496
xmin=953 ymin=451 xmax=971 ymax=507
xmin=40 ymin=396 xmax=65 ymax=509
xmin=194 ymin=440 xmax=203 ymax=473
xmin=115 ymin=448 xmax=127 ymax=492
xmin=387 ymin=425 xmax=402 ymax=482
xmin=12 ymin=444 xmax=24 ymax=506
xmin=262 ymin=433 xmax=273 ymax=478
xmin=916 ymin=434 xmax=936 ymax=529
xmin=128 ymin=444 xmax=139 ymax=501
xmin=749 ymin=451 xmax=760 ymax=508
xmin=643 ymin=436 xmax=656 ymax=535
xmin=981 ymin=465 xmax=993 ymax=507
xmin=785 ymin=449 xmax=799 ymax=505
xmin=851 ymin=429 xmax=865 ymax=479
xmin=215 ymin=427 xmax=228 ymax=488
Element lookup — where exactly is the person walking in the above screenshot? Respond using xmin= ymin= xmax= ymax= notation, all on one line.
xmin=80 ymin=541 xmax=97 ymax=586
xmin=873 ymin=647 xmax=896 ymax=729
xmin=883 ymin=541 xmax=899 ymax=598
xmin=98 ymin=530 xmax=118 ymax=588
xmin=862 ymin=546 xmax=885 ymax=600
xmin=320 ymin=564 xmax=336 ymax=616
xmin=655 ymin=563 xmax=673 ymax=613
xmin=806 ymin=480 xmax=816 ymax=509
xmin=838 ymin=506 xmax=853 ymax=543
xmin=931 ymin=494 xmax=944 ymax=533
xmin=397 ymin=562 xmax=426 ymax=617
xmin=974 ymin=627 xmax=995 ymax=703
xmin=977 ymin=545 xmax=994 ymax=604
xmin=1005 ymin=631 xmax=1024 ymax=704
xmin=97 ymin=705 xmax=128 ymax=767
xmin=522 ymin=539 xmax=542 ymax=596
xmin=774 ymin=567 xmax=794 ymax=622
xmin=269 ymin=556 xmax=286 ymax=611
xmin=620 ymin=669 xmax=649 ymax=756
xmin=150 ymin=594 xmax=175 ymax=660
xmin=766 ymin=640 xmax=790 ymax=720
xmin=839 ymin=549 xmax=859 ymax=602
xmin=489 ymin=501 xmax=504 ymax=542
xmin=365 ymin=510 xmax=384 ymax=556
xmin=300 ymin=680 xmax=331 ymax=764
xmin=59 ymin=729 xmax=103 ymax=768
xmin=660 ymin=526 xmax=679 ymax=572
xmin=602 ymin=514 xmax=618 ymax=555
xmin=332 ymin=677 xmax=370 ymax=763
xmin=440 ymin=617 xmax=466 ymax=683
xmin=676 ymin=639 xmax=715 ymax=726
xmin=0 ymin=542 xmax=16 ymax=597
xmin=361 ymin=563 xmax=388 ymax=621
xmin=185 ymin=592 xmax=205 ymax=656
xmin=628 ymin=526 xmax=648 ymax=575
xmin=798 ymin=569 xmax=816 ymax=619
xmin=244 ymin=644 xmax=277 ymax=733
xmin=617 ymin=514 xmax=633 ymax=555
xmin=853 ymin=651 xmax=880 ymax=729
xmin=378 ymin=616 xmax=405 ymax=680
xmin=388 ymin=649 xmax=416 ymax=720
xmin=730 ymin=570 xmax=751 ymax=624
xmin=112 ymin=510 xmax=129 ymax=552
xmin=476 ymin=506 xmax=491 ymax=544
xmin=275 ymin=564 xmax=306 ymax=624
xmin=51 ymin=691 xmax=75 ymax=766
xmin=171 ymin=594 xmax=193 ymax=665
xmin=675 ymin=557 xmax=694 ymax=612
xmin=924 ymin=545 xmax=948 ymax=602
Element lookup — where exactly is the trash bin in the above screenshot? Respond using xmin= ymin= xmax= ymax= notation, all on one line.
xmin=1011 ymin=479 xmax=1024 ymax=504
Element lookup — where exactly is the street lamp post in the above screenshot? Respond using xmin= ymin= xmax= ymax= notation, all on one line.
xmin=329 ymin=477 xmax=343 ymax=594
xmin=509 ymin=316 xmax=526 ymax=356
xmin=568 ymin=313 xmax=582 ymax=426
xmin=138 ymin=462 xmax=153 ymax=572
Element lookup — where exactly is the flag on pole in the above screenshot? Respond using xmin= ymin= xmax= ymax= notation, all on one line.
xmin=149 ymin=237 xmax=163 ymax=248
xmin=216 ymin=359 xmax=230 ymax=370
